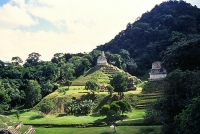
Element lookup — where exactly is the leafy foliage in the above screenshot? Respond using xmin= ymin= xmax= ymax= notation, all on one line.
xmin=99 ymin=100 xmax=131 ymax=117
xmin=144 ymin=70 xmax=200 ymax=133
xmin=110 ymin=72 xmax=128 ymax=97
xmin=25 ymin=80 xmax=42 ymax=108
xmin=95 ymin=1 xmax=200 ymax=75
xmin=106 ymin=85 xmax=114 ymax=96
xmin=174 ymin=96 xmax=200 ymax=134
xmin=85 ymin=80 xmax=99 ymax=93
xmin=99 ymin=104 xmax=110 ymax=116
xmin=40 ymin=101 xmax=53 ymax=114
xmin=162 ymin=36 xmax=200 ymax=73
xmin=105 ymin=110 xmax=121 ymax=132
xmin=64 ymin=98 xmax=94 ymax=115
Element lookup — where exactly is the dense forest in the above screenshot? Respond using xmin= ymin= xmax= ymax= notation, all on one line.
xmin=1 ymin=1 xmax=200 ymax=133
xmin=96 ymin=0 xmax=200 ymax=75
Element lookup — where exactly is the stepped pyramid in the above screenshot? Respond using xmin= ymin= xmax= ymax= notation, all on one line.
xmin=102 ymin=64 xmax=131 ymax=77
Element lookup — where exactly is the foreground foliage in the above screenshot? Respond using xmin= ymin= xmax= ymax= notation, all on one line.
xmin=144 ymin=70 xmax=200 ymax=133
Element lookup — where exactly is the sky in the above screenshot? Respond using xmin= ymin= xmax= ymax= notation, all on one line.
xmin=0 ymin=0 xmax=200 ymax=62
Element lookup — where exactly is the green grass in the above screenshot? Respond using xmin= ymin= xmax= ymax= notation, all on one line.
xmin=34 ymin=126 xmax=161 ymax=134
xmin=117 ymin=118 xmax=144 ymax=126
xmin=72 ymin=66 xmax=106 ymax=86
xmin=8 ymin=111 xmax=106 ymax=125
xmin=71 ymin=65 xmax=141 ymax=86
xmin=7 ymin=109 xmax=145 ymax=125
xmin=0 ymin=115 xmax=13 ymax=128
xmin=0 ymin=115 xmax=10 ymax=123
xmin=32 ymin=86 xmax=142 ymax=114
xmin=20 ymin=125 xmax=30 ymax=133
xmin=126 ymin=109 xmax=145 ymax=119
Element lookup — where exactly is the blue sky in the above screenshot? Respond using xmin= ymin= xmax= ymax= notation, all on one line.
xmin=0 ymin=0 xmax=200 ymax=62
xmin=0 ymin=0 xmax=9 ymax=5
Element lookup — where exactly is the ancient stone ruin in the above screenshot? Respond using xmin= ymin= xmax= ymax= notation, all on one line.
xmin=149 ymin=61 xmax=167 ymax=81
xmin=0 ymin=121 xmax=35 ymax=134
xmin=97 ymin=51 xmax=108 ymax=66
xmin=128 ymin=78 xmax=136 ymax=90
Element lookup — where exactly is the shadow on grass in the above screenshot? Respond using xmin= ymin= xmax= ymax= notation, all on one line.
xmin=93 ymin=118 xmax=106 ymax=123
xmin=3 ymin=108 xmax=30 ymax=116
xmin=29 ymin=115 xmax=44 ymax=120
xmin=57 ymin=114 xmax=67 ymax=117
xmin=99 ymin=132 xmax=116 ymax=134
xmin=90 ymin=113 xmax=101 ymax=117
xmin=139 ymin=127 xmax=159 ymax=134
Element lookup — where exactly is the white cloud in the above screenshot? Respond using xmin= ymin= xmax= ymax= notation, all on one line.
xmin=0 ymin=2 xmax=37 ymax=29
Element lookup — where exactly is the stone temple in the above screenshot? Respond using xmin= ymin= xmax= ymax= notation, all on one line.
xmin=97 ymin=51 xmax=108 ymax=66
xmin=149 ymin=61 xmax=167 ymax=81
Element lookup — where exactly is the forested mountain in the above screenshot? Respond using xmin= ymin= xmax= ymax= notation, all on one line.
xmin=95 ymin=0 xmax=200 ymax=75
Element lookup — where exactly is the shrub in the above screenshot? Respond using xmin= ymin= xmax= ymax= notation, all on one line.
xmin=99 ymin=104 xmax=110 ymax=116
xmin=40 ymin=101 xmax=53 ymax=114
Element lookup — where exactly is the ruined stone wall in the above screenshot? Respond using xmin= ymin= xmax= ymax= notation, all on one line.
xmin=149 ymin=74 xmax=167 ymax=81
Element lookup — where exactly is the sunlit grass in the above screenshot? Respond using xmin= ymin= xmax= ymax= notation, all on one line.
xmin=126 ymin=109 xmax=145 ymax=119
xmin=34 ymin=126 xmax=161 ymax=134
xmin=8 ymin=109 xmax=144 ymax=125
xmin=8 ymin=111 xmax=106 ymax=125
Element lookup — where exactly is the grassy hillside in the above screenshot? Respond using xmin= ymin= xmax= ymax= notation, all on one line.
xmin=33 ymin=81 xmax=164 ymax=115
xmin=4 ymin=81 xmax=163 ymax=134
xmin=72 ymin=64 xmax=141 ymax=86
xmin=33 ymin=86 xmax=142 ymax=114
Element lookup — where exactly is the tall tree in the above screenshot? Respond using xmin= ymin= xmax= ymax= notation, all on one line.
xmin=85 ymin=80 xmax=99 ymax=94
xmin=106 ymin=110 xmax=121 ymax=132
xmin=110 ymin=72 xmax=128 ymax=97
xmin=24 ymin=52 xmax=41 ymax=67
xmin=51 ymin=53 xmax=65 ymax=64
xmin=25 ymin=80 xmax=42 ymax=107
xmin=0 ymin=89 xmax=11 ymax=112
xmin=11 ymin=56 xmax=23 ymax=66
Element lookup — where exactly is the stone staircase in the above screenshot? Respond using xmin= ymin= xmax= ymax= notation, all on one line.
xmin=5 ymin=121 xmax=35 ymax=134
xmin=135 ymin=93 xmax=162 ymax=109
xmin=24 ymin=126 xmax=35 ymax=134
xmin=7 ymin=126 xmax=21 ymax=134
xmin=135 ymin=81 xmax=164 ymax=109
xmin=102 ymin=64 xmax=132 ymax=79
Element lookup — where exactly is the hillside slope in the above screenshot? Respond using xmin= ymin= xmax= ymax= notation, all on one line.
xmin=95 ymin=1 xmax=200 ymax=74
xmin=72 ymin=64 xmax=141 ymax=86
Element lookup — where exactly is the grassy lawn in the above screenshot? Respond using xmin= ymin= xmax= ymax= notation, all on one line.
xmin=8 ymin=109 xmax=145 ymax=125
xmin=117 ymin=118 xmax=144 ymax=126
xmin=34 ymin=126 xmax=161 ymax=134
xmin=0 ymin=115 xmax=10 ymax=123
xmin=8 ymin=111 xmax=106 ymax=124
xmin=57 ymin=86 xmax=142 ymax=95
xmin=46 ymin=86 xmax=142 ymax=100
xmin=126 ymin=109 xmax=145 ymax=119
